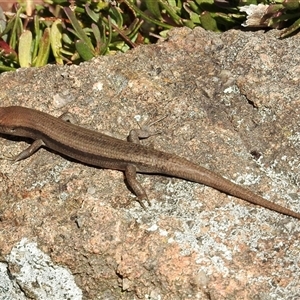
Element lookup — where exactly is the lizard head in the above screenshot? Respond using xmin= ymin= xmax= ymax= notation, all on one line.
xmin=0 ymin=106 xmax=34 ymax=137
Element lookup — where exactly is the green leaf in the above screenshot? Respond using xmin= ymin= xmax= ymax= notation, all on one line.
xmin=18 ymin=30 xmax=32 ymax=67
xmin=183 ymin=2 xmax=201 ymax=24
xmin=75 ymin=40 xmax=94 ymax=60
xmin=0 ymin=64 xmax=16 ymax=72
xmin=282 ymin=0 xmax=299 ymax=10
xmin=92 ymin=23 xmax=101 ymax=43
xmin=167 ymin=0 xmax=179 ymax=8
xmin=64 ymin=7 xmax=94 ymax=51
xmin=0 ymin=6 xmax=7 ymax=41
xmin=200 ymin=11 xmax=220 ymax=31
xmin=109 ymin=6 xmax=124 ymax=28
xmin=145 ymin=0 xmax=162 ymax=20
xmin=85 ymin=4 xmax=100 ymax=23
xmin=126 ymin=18 xmax=144 ymax=39
xmin=32 ymin=15 xmax=41 ymax=61
xmin=91 ymin=23 xmax=101 ymax=54
xmin=182 ymin=19 xmax=197 ymax=28
xmin=269 ymin=12 xmax=300 ymax=27
xmin=110 ymin=40 xmax=129 ymax=52
xmin=195 ymin=0 xmax=214 ymax=6
xmin=280 ymin=16 xmax=300 ymax=37
xmin=213 ymin=12 xmax=239 ymax=29
xmin=34 ymin=27 xmax=51 ymax=67
xmin=159 ymin=1 xmax=182 ymax=24
xmin=124 ymin=0 xmax=173 ymax=29
xmin=10 ymin=7 xmax=24 ymax=50
xmin=100 ymin=16 xmax=112 ymax=55
xmin=185 ymin=1 xmax=202 ymax=14
xmin=50 ymin=19 xmax=64 ymax=65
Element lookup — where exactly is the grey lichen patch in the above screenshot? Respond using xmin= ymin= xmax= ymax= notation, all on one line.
xmin=5 ymin=238 xmax=82 ymax=300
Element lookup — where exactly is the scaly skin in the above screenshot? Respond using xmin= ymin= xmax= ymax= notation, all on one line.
xmin=0 ymin=106 xmax=299 ymax=219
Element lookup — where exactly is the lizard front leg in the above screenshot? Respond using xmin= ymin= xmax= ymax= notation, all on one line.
xmin=125 ymin=117 xmax=165 ymax=208
xmin=6 ymin=112 xmax=77 ymax=162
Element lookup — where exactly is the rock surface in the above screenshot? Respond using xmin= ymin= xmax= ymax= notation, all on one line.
xmin=0 ymin=27 xmax=300 ymax=299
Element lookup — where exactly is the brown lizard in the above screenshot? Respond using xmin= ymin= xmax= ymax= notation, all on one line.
xmin=0 ymin=106 xmax=299 ymax=219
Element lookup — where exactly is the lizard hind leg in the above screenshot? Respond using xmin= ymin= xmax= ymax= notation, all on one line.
xmin=125 ymin=164 xmax=151 ymax=209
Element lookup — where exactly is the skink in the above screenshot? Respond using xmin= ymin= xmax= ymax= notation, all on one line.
xmin=0 ymin=106 xmax=299 ymax=219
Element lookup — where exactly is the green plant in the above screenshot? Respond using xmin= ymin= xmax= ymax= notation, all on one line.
xmin=0 ymin=0 xmax=300 ymax=72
